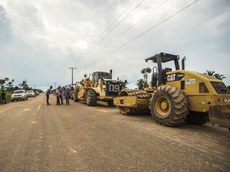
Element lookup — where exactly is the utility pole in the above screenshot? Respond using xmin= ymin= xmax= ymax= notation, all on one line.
xmin=68 ymin=67 xmax=76 ymax=86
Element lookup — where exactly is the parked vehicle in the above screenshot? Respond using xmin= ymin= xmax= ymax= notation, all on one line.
xmin=26 ymin=90 xmax=36 ymax=97
xmin=11 ymin=90 xmax=28 ymax=101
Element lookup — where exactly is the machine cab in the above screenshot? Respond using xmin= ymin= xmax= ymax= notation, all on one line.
xmin=91 ymin=71 xmax=111 ymax=83
xmin=145 ymin=52 xmax=182 ymax=86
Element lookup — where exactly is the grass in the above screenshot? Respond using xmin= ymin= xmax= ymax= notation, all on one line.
xmin=6 ymin=92 xmax=12 ymax=103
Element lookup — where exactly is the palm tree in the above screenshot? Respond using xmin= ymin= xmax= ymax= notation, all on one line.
xmin=19 ymin=80 xmax=29 ymax=90
xmin=213 ymin=73 xmax=226 ymax=80
xmin=141 ymin=67 xmax=152 ymax=88
xmin=7 ymin=79 xmax=14 ymax=92
xmin=0 ymin=77 xmax=10 ymax=90
xmin=204 ymin=70 xmax=226 ymax=80
xmin=204 ymin=70 xmax=215 ymax=76
xmin=141 ymin=67 xmax=151 ymax=74
xmin=136 ymin=79 xmax=144 ymax=90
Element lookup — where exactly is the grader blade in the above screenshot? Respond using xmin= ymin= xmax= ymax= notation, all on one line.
xmin=209 ymin=105 xmax=230 ymax=128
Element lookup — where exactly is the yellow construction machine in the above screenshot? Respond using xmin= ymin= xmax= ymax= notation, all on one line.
xmin=75 ymin=70 xmax=126 ymax=106
xmin=114 ymin=52 xmax=230 ymax=130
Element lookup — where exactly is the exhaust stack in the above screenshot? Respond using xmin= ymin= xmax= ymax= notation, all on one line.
xmin=182 ymin=57 xmax=186 ymax=70
xmin=110 ymin=69 xmax=113 ymax=79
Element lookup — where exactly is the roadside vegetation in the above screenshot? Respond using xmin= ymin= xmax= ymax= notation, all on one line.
xmin=0 ymin=77 xmax=43 ymax=103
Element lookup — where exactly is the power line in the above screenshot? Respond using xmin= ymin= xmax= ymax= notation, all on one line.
xmin=80 ymin=0 xmax=200 ymax=70
xmin=95 ymin=0 xmax=146 ymax=43
xmin=86 ymin=0 xmax=169 ymax=59
xmin=83 ymin=0 xmax=146 ymax=58
xmin=106 ymin=0 xmax=169 ymax=47
xmin=81 ymin=0 xmax=139 ymax=57
xmin=102 ymin=0 xmax=200 ymax=58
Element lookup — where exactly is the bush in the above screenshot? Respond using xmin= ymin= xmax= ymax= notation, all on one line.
xmin=6 ymin=92 xmax=12 ymax=103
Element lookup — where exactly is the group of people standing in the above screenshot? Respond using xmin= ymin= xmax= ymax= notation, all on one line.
xmin=46 ymin=86 xmax=70 ymax=105
xmin=55 ymin=86 xmax=70 ymax=105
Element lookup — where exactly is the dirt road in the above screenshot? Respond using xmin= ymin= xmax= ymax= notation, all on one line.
xmin=0 ymin=94 xmax=229 ymax=171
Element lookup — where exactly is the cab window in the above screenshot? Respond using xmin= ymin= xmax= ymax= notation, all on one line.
xmin=199 ymin=82 xmax=209 ymax=93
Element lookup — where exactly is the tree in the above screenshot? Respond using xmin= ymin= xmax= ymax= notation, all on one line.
xmin=19 ymin=80 xmax=29 ymax=90
xmin=136 ymin=79 xmax=144 ymax=90
xmin=0 ymin=77 xmax=9 ymax=90
xmin=6 ymin=79 xmax=14 ymax=92
xmin=204 ymin=70 xmax=215 ymax=76
xmin=0 ymin=79 xmax=5 ymax=89
xmin=204 ymin=70 xmax=226 ymax=80
xmin=141 ymin=67 xmax=152 ymax=88
xmin=141 ymin=67 xmax=151 ymax=74
xmin=14 ymin=86 xmax=19 ymax=90
xmin=213 ymin=73 xmax=226 ymax=80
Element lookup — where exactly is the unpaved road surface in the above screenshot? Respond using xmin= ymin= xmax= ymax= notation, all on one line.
xmin=0 ymin=94 xmax=229 ymax=172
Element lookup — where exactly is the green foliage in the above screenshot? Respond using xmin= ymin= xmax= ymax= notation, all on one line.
xmin=0 ymin=77 xmax=9 ymax=89
xmin=14 ymin=86 xmax=19 ymax=90
xmin=141 ymin=67 xmax=152 ymax=74
xmin=136 ymin=79 xmax=144 ymax=90
xmin=0 ymin=79 xmax=5 ymax=86
xmin=137 ymin=67 xmax=152 ymax=89
xmin=6 ymin=79 xmax=14 ymax=92
xmin=0 ymin=77 xmax=35 ymax=93
xmin=6 ymin=92 xmax=12 ymax=103
xmin=204 ymin=70 xmax=226 ymax=80
xmin=19 ymin=80 xmax=30 ymax=90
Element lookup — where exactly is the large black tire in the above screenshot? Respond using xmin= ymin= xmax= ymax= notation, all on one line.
xmin=107 ymin=100 xmax=114 ymax=107
xmin=185 ymin=112 xmax=208 ymax=125
xmin=86 ymin=90 xmax=97 ymax=106
xmin=150 ymin=85 xmax=188 ymax=127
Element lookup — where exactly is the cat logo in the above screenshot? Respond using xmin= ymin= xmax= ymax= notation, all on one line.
xmin=167 ymin=74 xmax=176 ymax=82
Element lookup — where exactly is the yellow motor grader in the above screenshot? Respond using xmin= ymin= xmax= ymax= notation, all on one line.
xmin=75 ymin=70 xmax=126 ymax=106
xmin=114 ymin=52 xmax=230 ymax=130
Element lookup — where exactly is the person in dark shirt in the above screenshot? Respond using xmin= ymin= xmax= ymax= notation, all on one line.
xmin=46 ymin=86 xmax=53 ymax=105
xmin=1 ymin=90 xmax=6 ymax=105
xmin=65 ymin=87 xmax=70 ymax=105
xmin=56 ymin=86 xmax=61 ymax=105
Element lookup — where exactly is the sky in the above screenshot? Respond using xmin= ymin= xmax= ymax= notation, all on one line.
xmin=0 ymin=0 xmax=230 ymax=91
